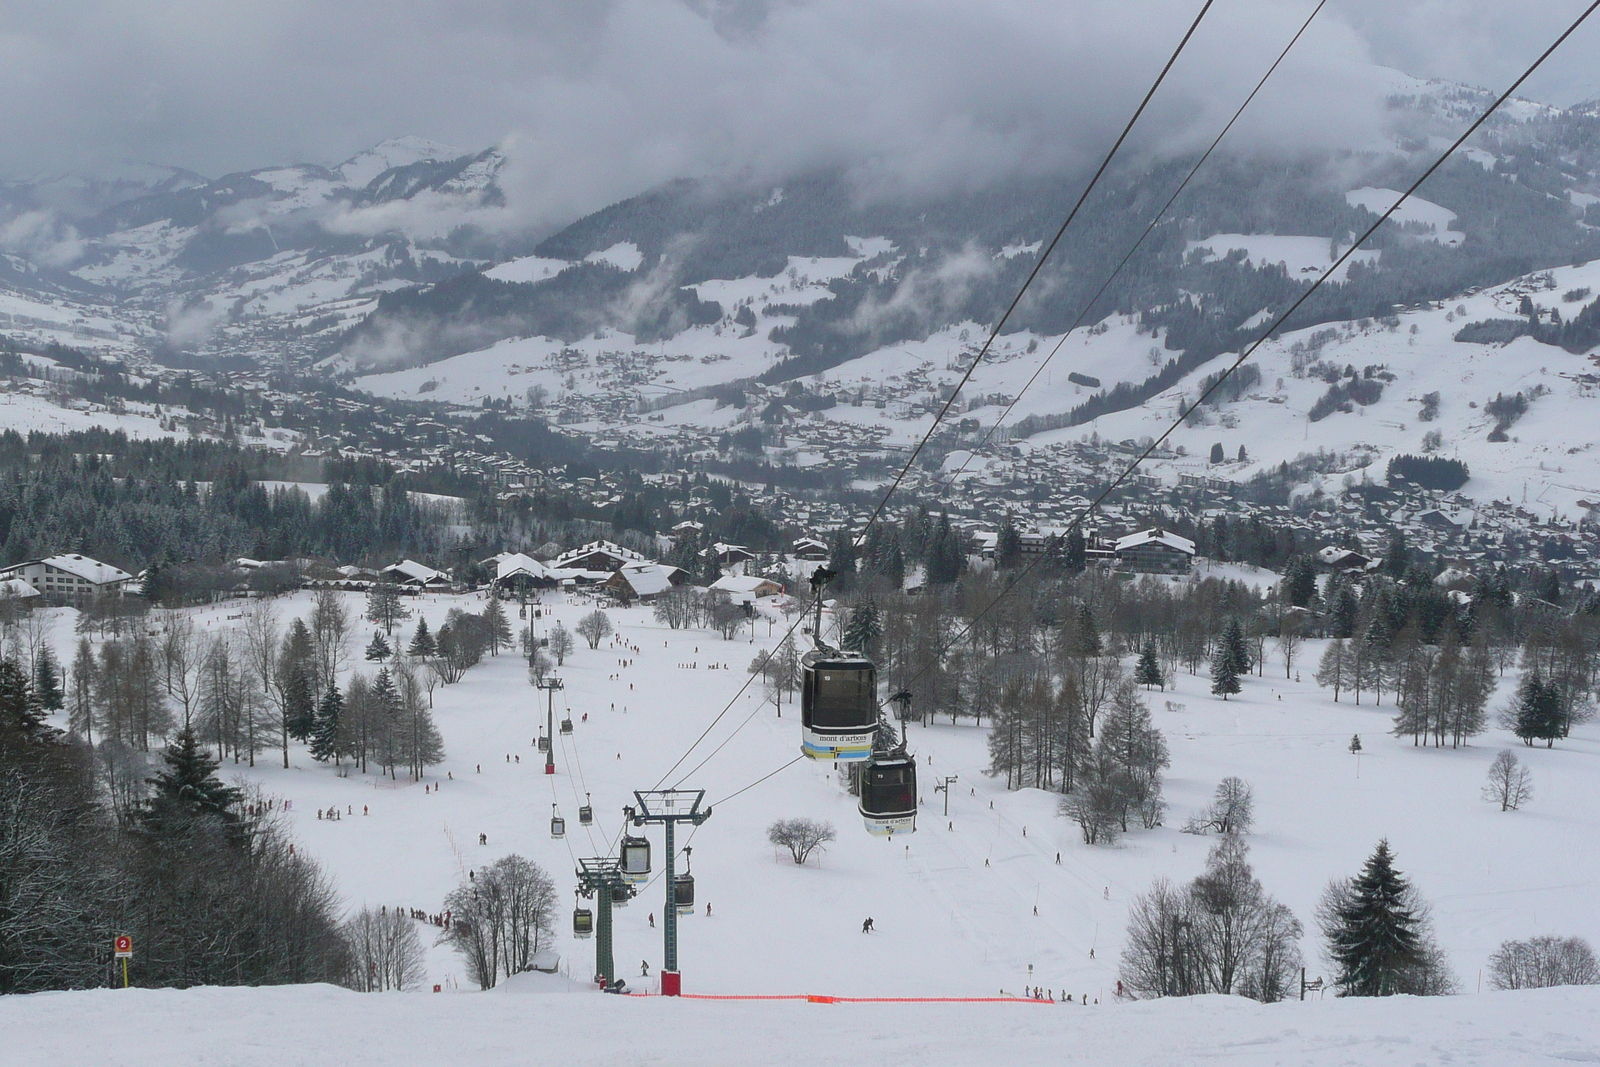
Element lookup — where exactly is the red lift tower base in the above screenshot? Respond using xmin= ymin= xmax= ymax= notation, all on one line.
xmin=661 ymin=971 xmax=681 ymax=996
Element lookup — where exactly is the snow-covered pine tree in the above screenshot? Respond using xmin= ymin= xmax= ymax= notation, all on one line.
xmin=365 ymin=631 xmax=392 ymax=662
xmin=1314 ymin=638 xmax=1348 ymax=701
xmin=482 ymin=598 xmax=511 ymax=655
xmin=1210 ymin=651 xmax=1242 ymax=700
xmin=1320 ymin=840 xmax=1444 ymax=997
xmin=140 ymin=727 xmax=243 ymax=840
xmin=32 ymin=645 xmax=63 ymax=712
xmin=310 ymin=684 xmax=343 ymax=764
xmin=0 ymin=657 xmax=45 ymax=737
xmin=407 ymin=617 xmax=436 ymax=659
xmin=842 ymin=599 xmax=883 ymax=656
xmin=1135 ymin=643 xmax=1164 ymax=690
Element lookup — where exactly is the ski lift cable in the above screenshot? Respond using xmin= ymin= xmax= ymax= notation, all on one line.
xmin=671 ymin=703 xmax=764 ymax=789
xmin=936 ymin=0 xmax=1330 ymax=494
xmin=557 ymin=688 xmax=602 ymax=849
xmin=558 ymin=730 xmax=600 ymax=853
xmin=642 ymin=0 xmax=1215 ymax=796
xmin=896 ymin=0 xmax=1600 ymax=693
xmin=845 ymin=0 xmax=1217 ymax=552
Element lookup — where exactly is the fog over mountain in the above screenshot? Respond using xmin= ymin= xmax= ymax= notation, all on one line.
xmin=3 ymin=1 xmax=1597 ymax=236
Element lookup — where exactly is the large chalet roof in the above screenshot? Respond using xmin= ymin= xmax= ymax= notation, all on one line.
xmin=550 ymin=540 xmax=649 ymax=569
xmin=1113 ymin=528 xmax=1196 ymax=556
xmin=9 ymin=554 xmax=135 ymax=585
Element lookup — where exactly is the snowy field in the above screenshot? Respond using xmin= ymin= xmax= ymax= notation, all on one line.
xmin=18 ymin=582 xmax=1600 ymax=1020
xmin=5 ymin=981 xmax=1599 ymax=1067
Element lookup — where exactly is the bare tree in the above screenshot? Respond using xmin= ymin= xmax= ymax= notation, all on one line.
xmin=1275 ymin=617 xmax=1303 ymax=680
xmin=1185 ymin=777 xmax=1254 ymax=835
xmin=239 ymin=601 xmax=288 ymax=767
xmin=547 ymin=623 xmax=573 ymax=666
xmin=767 ymin=818 xmax=836 ymax=865
xmin=1489 ymin=937 xmax=1600 ymax=990
xmin=575 ymin=609 xmax=613 ymax=650
xmin=341 ymin=907 xmax=426 ymax=992
xmin=158 ymin=615 xmax=204 ymax=732
xmin=311 ymin=589 xmax=353 ymax=694
xmin=1481 ymin=750 xmax=1533 ymax=811
xmin=440 ymin=855 xmax=559 ymax=989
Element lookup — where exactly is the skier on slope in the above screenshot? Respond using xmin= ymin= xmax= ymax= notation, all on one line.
xmin=862 ymin=917 xmax=874 ymax=933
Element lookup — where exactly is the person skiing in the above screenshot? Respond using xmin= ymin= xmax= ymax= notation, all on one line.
xmin=862 ymin=917 xmax=874 ymax=933
xmin=649 ymin=913 xmax=655 ymax=928
xmin=641 ymin=960 xmax=650 ymax=977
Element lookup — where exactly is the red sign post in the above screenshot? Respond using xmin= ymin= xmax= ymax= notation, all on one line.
xmin=114 ymin=935 xmax=132 ymax=988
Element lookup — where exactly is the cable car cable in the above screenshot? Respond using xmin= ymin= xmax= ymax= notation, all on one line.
xmin=643 ymin=1 xmax=1215 ymax=792
xmin=936 ymin=0 xmax=1329 ymax=494
xmin=845 ymin=0 xmax=1215 ymax=552
xmin=890 ymin=0 xmax=1600 ymax=693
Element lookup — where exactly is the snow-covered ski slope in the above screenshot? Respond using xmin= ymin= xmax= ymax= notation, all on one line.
xmin=30 ymin=585 xmax=1600 ymax=1012
xmin=6 ymin=981 xmax=1599 ymax=1067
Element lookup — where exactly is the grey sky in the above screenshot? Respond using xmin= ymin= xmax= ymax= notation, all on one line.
xmin=2 ymin=1 xmax=1595 ymax=232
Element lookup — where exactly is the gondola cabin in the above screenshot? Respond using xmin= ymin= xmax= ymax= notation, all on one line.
xmin=800 ymin=650 xmax=878 ymax=762
xmin=621 ymin=834 xmax=651 ymax=884
xmin=572 ymin=907 xmax=593 ymax=938
xmin=578 ymin=804 xmax=594 ymax=826
xmin=611 ymin=884 xmax=631 ymax=908
xmin=550 ymin=813 xmax=566 ymax=839
xmin=673 ymin=873 xmax=695 ymax=915
xmin=560 ymin=717 xmax=573 ymax=735
xmin=859 ymin=754 xmax=918 ymax=836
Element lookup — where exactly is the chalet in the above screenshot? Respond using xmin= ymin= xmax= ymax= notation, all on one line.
xmin=1316 ymin=546 xmax=1375 ymax=573
xmin=671 ymin=520 xmax=705 ymax=540
xmin=710 ymin=542 xmax=756 ymax=566
xmin=0 ymin=554 xmax=133 ymax=604
xmin=383 ymin=559 xmax=452 ymax=589
xmin=0 ymin=577 xmax=41 ymax=603
xmin=1112 ymin=528 xmax=1195 ymax=575
xmin=603 ymin=562 xmax=690 ymax=603
xmin=486 ymin=552 xmax=558 ymax=592
xmin=710 ymin=574 xmax=785 ymax=607
xmin=550 ymin=540 xmax=649 ymax=573
xmin=791 ymin=537 xmax=829 ymax=561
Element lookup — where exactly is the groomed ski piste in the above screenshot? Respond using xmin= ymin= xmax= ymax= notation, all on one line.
xmin=8 ymin=581 xmax=1600 ymax=1066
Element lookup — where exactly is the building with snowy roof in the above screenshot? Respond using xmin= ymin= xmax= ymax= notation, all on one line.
xmin=382 ymin=559 xmax=452 ymax=589
xmin=550 ymin=540 xmax=649 ymax=573
xmin=1112 ymin=528 xmax=1196 ymax=575
xmin=0 ymin=554 xmax=133 ymax=604
xmin=602 ymin=562 xmax=690 ymax=602
xmin=486 ymin=552 xmax=558 ymax=592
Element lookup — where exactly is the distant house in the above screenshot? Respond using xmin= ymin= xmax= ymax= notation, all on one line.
xmin=0 ymin=554 xmax=133 ymax=604
xmin=603 ymin=562 xmax=690 ymax=602
xmin=1112 ymin=528 xmax=1195 ymax=575
xmin=550 ymin=540 xmax=649 ymax=573
xmin=710 ymin=574 xmax=784 ymax=604
xmin=671 ymin=520 xmax=705 ymax=539
xmin=791 ymin=537 xmax=829 ymax=561
xmin=710 ymin=542 xmax=756 ymax=566
xmin=382 ymin=559 xmax=452 ymax=589
xmin=1316 ymin=546 xmax=1375 ymax=573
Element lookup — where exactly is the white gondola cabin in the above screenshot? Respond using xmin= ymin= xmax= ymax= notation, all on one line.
xmin=800 ymin=649 xmax=878 ymax=762
xmin=859 ymin=754 xmax=918 ymax=836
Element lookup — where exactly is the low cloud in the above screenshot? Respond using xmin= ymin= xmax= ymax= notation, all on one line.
xmin=1 ymin=1 xmax=1593 ymax=239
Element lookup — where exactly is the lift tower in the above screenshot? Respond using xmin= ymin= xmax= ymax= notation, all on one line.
xmin=629 ymin=789 xmax=711 ymax=996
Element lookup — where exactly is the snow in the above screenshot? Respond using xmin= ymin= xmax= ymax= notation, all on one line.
xmin=25 ymin=587 xmax=1600 ymax=1006
xmin=1186 ymin=234 xmax=1380 ymax=282
xmin=584 ymin=242 xmax=644 ymax=272
xmin=338 ymin=137 xmax=464 ymax=187
xmin=483 ymin=256 xmax=569 ymax=284
xmin=7 ymin=983 xmax=1599 ymax=1066
xmin=1345 ymin=187 xmax=1464 ymax=246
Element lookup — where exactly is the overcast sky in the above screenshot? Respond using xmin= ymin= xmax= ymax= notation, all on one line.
xmin=3 ymin=1 xmax=1597 ymax=231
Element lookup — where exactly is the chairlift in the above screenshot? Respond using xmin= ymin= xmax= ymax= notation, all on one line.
xmin=859 ymin=752 xmax=918 ymax=836
xmin=578 ymin=793 xmax=594 ymax=826
xmin=620 ymin=833 xmax=651 ymax=884
xmin=550 ymin=804 xmax=566 ymax=839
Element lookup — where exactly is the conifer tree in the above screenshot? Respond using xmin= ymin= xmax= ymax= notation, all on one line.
xmin=1211 ymin=618 xmax=1249 ymax=699
xmin=310 ymin=684 xmax=343 ymax=764
xmin=280 ymin=619 xmax=317 ymax=741
xmin=1210 ymin=652 xmax=1242 ymax=700
xmin=365 ymin=631 xmax=392 ymax=662
xmin=141 ymin=727 xmax=244 ymax=840
xmin=995 ymin=521 xmax=1022 ymax=569
xmin=482 ymin=598 xmax=511 ymax=655
xmin=1323 ymin=840 xmax=1426 ymax=997
xmin=0 ymin=657 xmax=46 ymax=738
xmin=1135 ymin=643 xmax=1164 ymax=690
xmin=1315 ymin=638 xmax=1349 ymax=702
xmin=32 ymin=645 xmax=63 ymax=712
xmin=407 ymin=617 xmax=436 ymax=659
xmin=1510 ymin=673 xmax=1562 ymax=748
xmin=842 ymin=599 xmax=883 ymax=657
